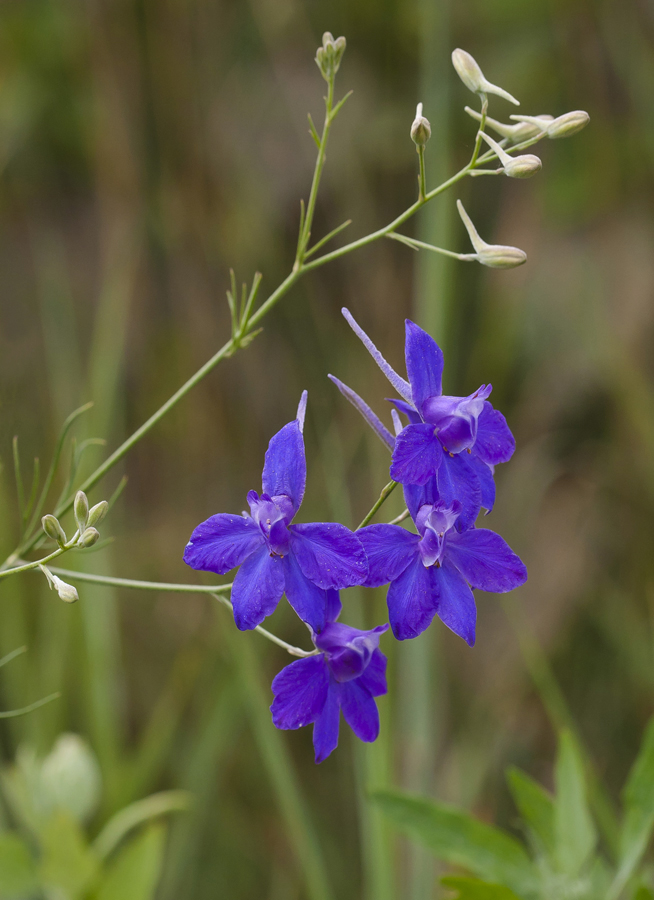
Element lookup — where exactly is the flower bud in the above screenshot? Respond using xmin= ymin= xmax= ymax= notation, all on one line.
xmin=465 ymin=107 xmax=553 ymax=143
xmin=74 ymin=490 xmax=89 ymax=533
xmin=87 ymin=500 xmax=108 ymax=528
xmin=510 ymin=110 xmax=589 ymax=139
xmin=315 ymin=32 xmax=347 ymax=82
xmin=79 ymin=527 xmax=100 ymax=548
xmin=51 ymin=575 xmax=78 ymax=604
xmin=42 ymin=514 xmax=66 ymax=546
xmin=451 ymin=49 xmax=519 ymax=106
xmin=480 ymin=132 xmax=541 ymax=178
xmin=456 ymin=199 xmax=526 ymax=269
xmin=40 ymin=734 xmax=101 ymax=822
xmin=410 ymin=103 xmax=431 ymax=147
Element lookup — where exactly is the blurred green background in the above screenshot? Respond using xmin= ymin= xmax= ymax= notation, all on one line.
xmin=0 ymin=0 xmax=652 ymax=897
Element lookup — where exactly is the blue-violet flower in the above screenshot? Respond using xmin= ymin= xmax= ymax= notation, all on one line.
xmin=271 ymin=593 xmax=388 ymax=763
xmin=183 ymin=393 xmax=368 ymax=632
xmin=358 ymin=497 xmax=527 ymax=642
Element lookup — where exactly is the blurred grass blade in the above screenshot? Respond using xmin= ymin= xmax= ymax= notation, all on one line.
xmin=12 ymin=437 xmax=25 ymax=525
xmin=0 ymin=691 xmax=60 ymax=719
xmin=372 ymin=790 xmax=536 ymax=898
xmin=506 ymin=766 xmax=555 ymax=857
xmin=93 ymin=791 xmax=191 ymax=860
xmin=0 ymin=646 xmax=27 ymax=669
xmin=96 ymin=824 xmax=166 ymax=900
xmin=554 ymin=730 xmax=597 ymax=877
xmin=609 ymin=717 xmax=654 ymax=899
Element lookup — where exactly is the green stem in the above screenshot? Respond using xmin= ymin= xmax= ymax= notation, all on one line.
xmin=357 ymin=482 xmax=398 ymax=530
xmin=296 ymin=77 xmax=335 ymax=263
xmin=211 ymin=593 xmax=317 ymax=658
xmin=387 ymin=232 xmax=475 ymax=261
xmin=0 ymin=546 xmax=66 ymax=580
xmin=469 ymin=95 xmax=488 ymax=168
xmin=417 ymin=146 xmax=427 ymax=201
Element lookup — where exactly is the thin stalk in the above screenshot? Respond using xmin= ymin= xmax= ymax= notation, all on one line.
xmin=357 ymin=482 xmax=398 ymax=530
xmin=469 ymin=95 xmax=489 ymax=168
xmin=417 ymin=146 xmax=427 ymax=201
xmin=212 ymin=593 xmax=317 ymax=658
xmin=388 ymin=232 xmax=475 ymax=261
xmin=0 ymin=692 xmax=60 ymax=719
xmin=296 ymin=76 xmax=335 ymax=262
xmin=0 ymin=546 xmax=67 ymax=579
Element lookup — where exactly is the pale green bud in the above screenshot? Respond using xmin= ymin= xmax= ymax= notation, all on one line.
xmin=87 ymin=500 xmax=108 ymax=528
xmin=42 ymin=514 xmax=66 ymax=546
xmin=480 ymin=132 xmax=542 ymax=178
xmin=465 ymin=107 xmax=553 ymax=143
xmin=315 ymin=32 xmax=347 ymax=82
xmin=456 ymin=199 xmax=526 ymax=269
xmin=451 ymin=49 xmax=520 ymax=106
xmin=510 ymin=110 xmax=589 ymax=139
xmin=40 ymin=734 xmax=101 ymax=822
xmin=51 ymin=575 xmax=79 ymax=603
xmin=410 ymin=103 xmax=431 ymax=147
xmin=74 ymin=490 xmax=89 ymax=533
xmin=79 ymin=527 xmax=100 ymax=548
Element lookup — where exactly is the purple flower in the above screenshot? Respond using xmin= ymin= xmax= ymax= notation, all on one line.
xmin=341 ymin=309 xmax=515 ymax=529
xmin=270 ymin=597 xmax=388 ymax=763
xmin=358 ymin=499 xmax=527 ymax=643
xmin=183 ymin=393 xmax=368 ymax=633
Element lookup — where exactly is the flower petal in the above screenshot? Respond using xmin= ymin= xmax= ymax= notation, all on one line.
xmin=358 ymin=648 xmax=388 ymax=697
xmin=404 ymin=320 xmax=444 ymax=413
xmin=468 ymin=454 xmax=496 ymax=513
xmin=313 ymin=683 xmax=341 ymax=763
xmin=474 ymin=402 xmax=515 ymax=465
xmin=290 ymin=523 xmax=368 ymax=590
xmin=262 ymin=420 xmax=306 ymax=515
xmin=446 ymin=528 xmax=527 ymax=592
xmin=436 ymin=452 xmax=481 ymax=531
xmin=387 ymin=556 xmax=439 ymax=640
xmin=231 ymin=545 xmax=285 ymax=630
xmin=390 ymin=424 xmax=443 ymax=485
xmin=183 ymin=514 xmax=264 ymax=575
xmin=270 ymin=656 xmax=329 ymax=729
xmin=403 ymin=476 xmax=440 ymax=523
xmin=340 ymin=680 xmax=380 ymax=743
xmin=432 ymin=558 xmax=477 ymax=646
xmin=282 ymin=552 xmax=330 ymax=632
xmin=342 ymin=308 xmax=413 ymax=403
xmin=388 ymin=398 xmax=422 ymax=425
xmin=328 ymin=375 xmax=395 ymax=450
xmin=325 ymin=588 xmax=342 ymax=624
xmin=357 ymin=524 xmax=419 ymax=587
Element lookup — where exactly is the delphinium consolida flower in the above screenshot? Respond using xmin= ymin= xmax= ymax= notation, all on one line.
xmin=271 ymin=590 xmax=388 ymax=762
xmin=184 ymin=392 xmax=368 ymax=633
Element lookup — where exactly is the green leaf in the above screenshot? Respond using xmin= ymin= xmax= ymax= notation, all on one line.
xmin=506 ymin=766 xmax=555 ymax=857
xmin=372 ymin=790 xmax=536 ymax=898
xmin=610 ymin=718 xmax=654 ymax=899
xmin=92 ymin=790 xmax=190 ymax=860
xmin=39 ymin=810 xmax=100 ymax=899
xmin=554 ymin=730 xmax=597 ymax=877
xmin=0 ymin=832 xmax=37 ymax=898
xmin=632 ymin=886 xmax=654 ymax=900
xmin=441 ymin=876 xmax=523 ymax=899
xmin=94 ymin=825 xmax=165 ymax=900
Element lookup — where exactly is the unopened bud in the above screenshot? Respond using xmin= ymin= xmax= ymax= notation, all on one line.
xmin=480 ymin=132 xmax=541 ymax=178
xmin=74 ymin=491 xmax=89 ymax=533
xmin=79 ymin=527 xmax=100 ymax=548
xmin=42 ymin=514 xmax=67 ymax=546
xmin=410 ymin=103 xmax=431 ymax=147
xmin=315 ymin=32 xmax=347 ymax=82
xmin=510 ymin=110 xmax=589 ymax=139
xmin=452 ymin=49 xmax=519 ymax=106
xmin=87 ymin=500 xmax=108 ymax=528
xmin=52 ymin=576 xmax=78 ymax=604
xmin=465 ymin=107 xmax=553 ymax=143
xmin=456 ymin=199 xmax=526 ymax=269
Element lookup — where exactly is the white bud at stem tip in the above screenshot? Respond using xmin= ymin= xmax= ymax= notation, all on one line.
xmin=480 ymin=132 xmax=542 ymax=178
xmin=451 ymin=49 xmax=520 ymax=106
xmin=411 ymin=102 xmax=431 ymax=147
xmin=456 ymin=199 xmax=527 ymax=268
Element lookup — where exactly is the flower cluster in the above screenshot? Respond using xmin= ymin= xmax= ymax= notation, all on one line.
xmin=184 ymin=312 xmax=526 ymax=761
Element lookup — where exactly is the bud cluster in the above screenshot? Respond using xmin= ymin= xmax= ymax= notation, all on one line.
xmin=315 ymin=32 xmax=346 ymax=82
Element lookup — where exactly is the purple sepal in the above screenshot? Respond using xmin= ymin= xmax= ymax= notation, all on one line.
xmin=262 ymin=420 xmax=306 ymax=515
xmin=313 ymin=685 xmax=340 ymax=763
xmin=432 ymin=558 xmax=477 ymax=646
xmin=436 ymin=453 xmax=482 ymax=531
xmin=390 ymin=424 xmax=442 ymax=485
xmin=282 ymin=553 xmax=330 ymax=632
xmin=290 ymin=523 xmax=368 ymax=590
xmin=404 ymin=319 xmax=444 ymax=413
xmin=387 ymin=556 xmax=439 ymax=640
xmin=325 ymin=588 xmax=342 ymax=623
xmin=231 ymin=544 xmax=285 ymax=630
xmin=358 ymin=649 xmax=387 ymax=696
xmin=357 ymin=524 xmax=419 ymax=587
xmin=342 ymin=308 xmax=413 ymax=403
xmin=468 ymin=454 xmax=496 ymax=513
xmin=388 ymin=398 xmax=422 ymax=425
xmin=328 ymin=375 xmax=395 ymax=450
xmin=183 ymin=514 xmax=263 ymax=575
xmin=340 ymin=679 xmax=380 ymax=743
xmin=474 ymin=402 xmax=515 ymax=465
xmin=446 ymin=528 xmax=527 ymax=592
xmin=403 ymin=477 xmax=440 ymax=523
xmin=270 ymin=656 xmax=329 ymax=729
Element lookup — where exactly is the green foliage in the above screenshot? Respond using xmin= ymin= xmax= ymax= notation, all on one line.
xmin=375 ymin=723 xmax=654 ymax=898
xmin=0 ymin=735 xmax=187 ymax=900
